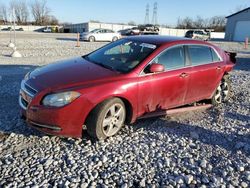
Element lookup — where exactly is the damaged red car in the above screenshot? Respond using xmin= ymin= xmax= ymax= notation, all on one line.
xmin=19 ymin=36 xmax=236 ymax=139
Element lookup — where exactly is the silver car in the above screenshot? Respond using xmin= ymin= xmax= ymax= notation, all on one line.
xmin=80 ymin=29 xmax=121 ymax=42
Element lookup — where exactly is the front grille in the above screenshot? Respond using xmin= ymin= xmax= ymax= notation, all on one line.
xmin=19 ymin=95 xmax=28 ymax=110
xmin=21 ymin=97 xmax=28 ymax=107
xmin=19 ymin=81 xmax=38 ymax=110
xmin=24 ymin=83 xmax=38 ymax=96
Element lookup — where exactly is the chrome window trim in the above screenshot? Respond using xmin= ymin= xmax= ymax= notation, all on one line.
xmin=30 ymin=121 xmax=61 ymax=131
xmin=139 ymin=43 xmax=223 ymax=76
xmin=187 ymin=44 xmax=223 ymax=65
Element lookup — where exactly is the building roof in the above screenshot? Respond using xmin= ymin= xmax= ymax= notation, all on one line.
xmin=226 ymin=7 xmax=250 ymax=18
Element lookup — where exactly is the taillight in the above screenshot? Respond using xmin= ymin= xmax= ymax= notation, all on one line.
xmin=225 ymin=51 xmax=237 ymax=64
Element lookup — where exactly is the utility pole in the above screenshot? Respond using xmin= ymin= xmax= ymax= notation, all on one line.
xmin=144 ymin=4 xmax=150 ymax=24
xmin=152 ymin=2 xmax=158 ymax=25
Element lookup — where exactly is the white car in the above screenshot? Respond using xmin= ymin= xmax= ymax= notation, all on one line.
xmin=80 ymin=29 xmax=121 ymax=42
xmin=43 ymin=27 xmax=52 ymax=33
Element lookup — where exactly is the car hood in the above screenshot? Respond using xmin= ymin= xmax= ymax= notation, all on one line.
xmin=27 ymin=57 xmax=120 ymax=92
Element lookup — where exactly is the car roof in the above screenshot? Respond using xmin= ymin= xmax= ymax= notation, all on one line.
xmin=127 ymin=35 xmax=192 ymax=45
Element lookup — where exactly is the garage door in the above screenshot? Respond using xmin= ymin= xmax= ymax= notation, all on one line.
xmin=234 ymin=21 xmax=250 ymax=41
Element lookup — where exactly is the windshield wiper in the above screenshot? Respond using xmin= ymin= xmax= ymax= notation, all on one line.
xmin=83 ymin=56 xmax=120 ymax=72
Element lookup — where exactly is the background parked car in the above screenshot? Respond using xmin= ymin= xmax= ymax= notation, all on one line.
xmin=80 ymin=29 xmax=121 ymax=42
xmin=138 ymin=24 xmax=159 ymax=32
xmin=17 ymin=28 xmax=24 ymax=31
xmin=185 ymin=30 xmax=210 ymax=41
xmin=118 ymin=27 xmax=140 ymax=36
xmin=1 ymin=27 xmax=24 ymax=31
xmin=43 ymin=27 xmax=52 ymax=33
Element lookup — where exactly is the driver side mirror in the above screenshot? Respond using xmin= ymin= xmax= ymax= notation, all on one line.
xmin=149 ymin=63 xmax=165 ymax=73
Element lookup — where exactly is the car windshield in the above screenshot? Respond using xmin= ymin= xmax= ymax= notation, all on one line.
xmin=84 ymin=39 xmax=157 ymax=73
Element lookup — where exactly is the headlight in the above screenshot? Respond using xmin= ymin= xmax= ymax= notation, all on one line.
xmin=42 ymin=91 xmax=81 ymax=107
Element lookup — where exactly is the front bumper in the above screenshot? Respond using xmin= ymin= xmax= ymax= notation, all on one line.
xmin=19 ymin=81 xmax=92 ymax=138
xmin=20 ymin=103 xmax=85 ymax=138
xmin=79 ymin=35 xmax=89 ymax=41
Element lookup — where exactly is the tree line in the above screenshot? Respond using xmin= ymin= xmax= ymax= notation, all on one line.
xmin=0 ymin=0 xmax=58 ymax=25
xmin=176 ymin=16 xmax=226 ymax=32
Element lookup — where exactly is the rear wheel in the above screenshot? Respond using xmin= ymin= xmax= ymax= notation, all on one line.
xmin=211 ymin=75 xmax=231 ymax=105
xmin=86 ymin=98 xmax=126 ymax=140
xmin=112 ymin=36 xmax=118 ymax=42
xmin=89 ymin=36 xmax=95 ymax=42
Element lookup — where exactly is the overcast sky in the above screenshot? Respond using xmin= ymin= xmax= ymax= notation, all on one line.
xmin=1 ymin=0 xmax=250 ymax=25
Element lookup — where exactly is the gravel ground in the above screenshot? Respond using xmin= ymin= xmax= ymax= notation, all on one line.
xmin=0 ymin=32 xmax=249 ymax=187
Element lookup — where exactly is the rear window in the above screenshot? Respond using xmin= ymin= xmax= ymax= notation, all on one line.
xmin=187 ymin=31 xmax=193 ymax=34
xmin=188 ymin=45 xmax=213 ymax=65
xmin=211 ymin=48 xmax=221 ymax=62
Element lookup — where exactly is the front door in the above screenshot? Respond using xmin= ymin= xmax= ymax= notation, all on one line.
xmin=137 ymin=46 xmax=190 ymax=117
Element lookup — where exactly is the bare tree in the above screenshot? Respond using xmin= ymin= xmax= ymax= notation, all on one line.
xmin=208 ymin=16 xmax=226 ymax=32
xmin=193 ymin=16 xmax=205 ymax=29
xmin=43 ymin=15 xmax=58 ymax=25
xmin=9 ymin=0 xmax=29 ymax=24
xmin=0 ymin=3 xmax=8 ymax=23
xmin=230 ymin=4 xmax=248 ymax=14
xmin=176 ymin=15 xmax=226 ymax=31
xmin=128 ymin=21 xmax=136 ymax=26
xmin=176 ymin=17 xmax=193 ymax=29
xmin=30 ymin=0 xmax=50 ymax=25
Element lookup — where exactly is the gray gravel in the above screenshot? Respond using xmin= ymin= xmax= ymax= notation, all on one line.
xmin=0 ymin=32 xmax=249 ymax=187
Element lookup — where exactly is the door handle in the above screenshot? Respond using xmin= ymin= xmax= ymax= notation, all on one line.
xmin=216 ymin=66 xmax=222 ymax=70
xmin=180 ymin=73 xmax=189 ymax=78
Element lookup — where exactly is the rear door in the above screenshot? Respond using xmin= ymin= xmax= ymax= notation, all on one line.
xmin=184 ymin=45 xmax=224 ymax=104
xmin=103 ymin=29 xmax=114 ymax=41
xmin=96 ymin=29 xmax=106 ymax=41
xmin=138 ymin=46 xmax=191 ymax=116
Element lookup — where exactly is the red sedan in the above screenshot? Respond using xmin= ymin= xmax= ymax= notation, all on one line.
xmin=19 ymin=36 xmax=236 ymax=139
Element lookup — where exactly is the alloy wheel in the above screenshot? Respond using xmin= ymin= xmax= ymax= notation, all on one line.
xmin=102 ymin=103 xmax=125 ymax=136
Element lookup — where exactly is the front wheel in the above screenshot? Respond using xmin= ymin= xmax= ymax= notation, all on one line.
xmin=86 ymin=98 xmax=126 ymax=140
xmin=211 ymin=75 xmax=231 ymax=105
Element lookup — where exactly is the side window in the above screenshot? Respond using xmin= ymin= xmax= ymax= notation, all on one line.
xmin=107 ymin=29 xmax=114 ymax=33
xmin=188 ymin=45 xmax=213 ymax=65
xmin=210 ymin=48 xmax=221 ymax=62
xmin=155 ymin=46 xmax=185 ymax=70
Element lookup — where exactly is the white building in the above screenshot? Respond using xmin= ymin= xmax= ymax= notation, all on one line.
xmin=63 ymin=21 xmax=134 ymax=33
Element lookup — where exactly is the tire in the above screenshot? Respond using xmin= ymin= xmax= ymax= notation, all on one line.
xmin=211 ymin=75 xmax=231 ymax=105
xmin=89 ymin=36 xmax=95 ymax=42
xmin=86 ymin=98 xmax=126 ymax=140
xmin=112 ymin=36 xmax=118 ymax=42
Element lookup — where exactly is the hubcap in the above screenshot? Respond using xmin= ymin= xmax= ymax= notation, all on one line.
xmin=221 ymin=81 xmax=229 ymax=100
xmin=214 ymin=80 xmax=229 ymax=104
xmin=102 ymin=103 xmax=125 ymax=136
xmin=214 ymin=85 xmax=222 ymax=104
